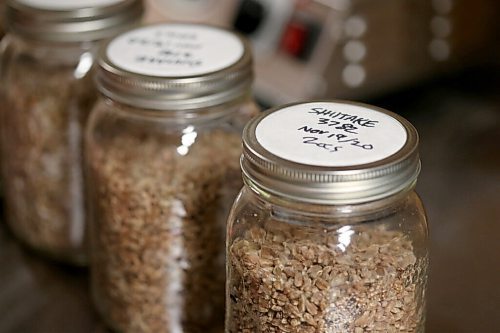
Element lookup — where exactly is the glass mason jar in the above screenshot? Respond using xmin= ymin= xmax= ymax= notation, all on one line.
xmin=85 ymin=24 xmax=259 ymax=332
xmin=226 ymin=101 xmax=429 ymax=332
xmin=0 ymin=0 xmax=143 ymax=264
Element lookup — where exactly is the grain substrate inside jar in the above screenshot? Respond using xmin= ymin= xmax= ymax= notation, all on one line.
xmin=228 ymin=224 xmax=428 ymax=333
xmin=2 ymin=58 xmax=94 ymax=261
xmin=89 ymin=130 xmax=241 ymax=333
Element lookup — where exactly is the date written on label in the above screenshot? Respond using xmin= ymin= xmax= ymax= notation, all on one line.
xmin=302 ymin=136 xmax=342 ymax=152
xmin=298 ymin=126 xmax=374 ymax=151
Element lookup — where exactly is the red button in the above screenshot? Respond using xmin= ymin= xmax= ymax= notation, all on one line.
xmin=280 ymin=21 xmax=308 ymax=57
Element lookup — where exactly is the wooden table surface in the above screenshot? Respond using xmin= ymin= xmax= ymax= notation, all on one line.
xmin=1 ymin=67 xmax=499 ymax=333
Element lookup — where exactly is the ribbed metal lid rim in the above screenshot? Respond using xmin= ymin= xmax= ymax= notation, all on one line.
xmin=95 ymin=23 xmax=254 ymax=110
xmin=5 ymin=0 xmax=143 ymax=42
xmin=241 ymin=100 xmax=421 ymax=204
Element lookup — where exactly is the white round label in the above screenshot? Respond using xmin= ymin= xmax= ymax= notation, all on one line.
xmin=106 ymin=24 xmax=244 ymax=77
xmin=16 ymin=0 xmax=125 ymax=10
xmin=256 ymin=102 xmax=407 ymax=167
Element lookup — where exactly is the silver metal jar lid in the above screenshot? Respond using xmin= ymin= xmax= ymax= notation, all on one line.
xmin=95 ymin=23 xmax=253 ymax=111
xmin=241 ymin=101 xmax=421 ymax=205
xmin=5 ymin=0 xmax=143 ymax=42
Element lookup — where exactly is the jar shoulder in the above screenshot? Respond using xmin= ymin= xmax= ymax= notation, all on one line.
xmin=87 ymin=97 xmax=259 ymax=136
xmin=85 ymin=98 xmax=256 ymax=178
xmin=0 ymin=33 xmax=98 ymax=68
xmin=229 ymin=186 xmax=428 ymax=234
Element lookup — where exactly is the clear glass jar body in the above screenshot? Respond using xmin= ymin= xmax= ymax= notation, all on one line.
xmin=86 ymin=96 xmax=259 ymax=333
xmin=0 ymin=34 xmax=98 ymax=264
xmin=226 ymin=185 xmax=429 ymax=333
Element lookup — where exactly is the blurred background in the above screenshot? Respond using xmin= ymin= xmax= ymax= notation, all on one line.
xmin=1 ymin=0 xmax=499 ymax=332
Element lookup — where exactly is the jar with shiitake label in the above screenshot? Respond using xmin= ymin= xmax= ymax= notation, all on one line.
xmin=85 ymin=23 xmax=259 ymax=332
xmin=0 ymin=0 xmax=143 ymax=264
xmin=226 ymin=101 xmax=429 ymax=333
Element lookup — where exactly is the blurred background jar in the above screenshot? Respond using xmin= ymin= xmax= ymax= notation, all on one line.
xmin=0 ymin=0 xmax=144 ymax=265
xmin=85 ymin=23 xmax=259 ymax=332
xmin=226 ymin=101 xmax=429 ymax=332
